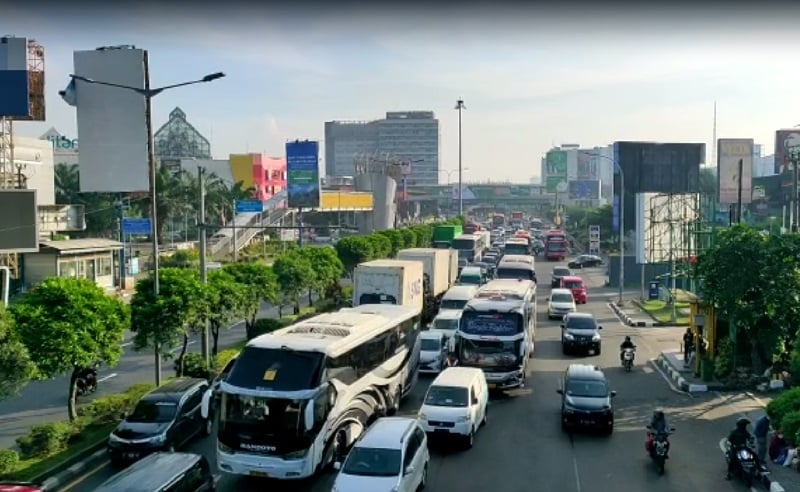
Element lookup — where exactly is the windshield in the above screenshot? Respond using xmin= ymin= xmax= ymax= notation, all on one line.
xmin=564 ymin=281 xmax=583 ymax=289
xmin=553 ymin=268 xmax=570 ymax=276
xmin=127 ymin=400 xmax=177 ymax=423
xmin=440 ymin=299 xmax=467 ymax=310
xmin=459 ymin=338 xmax=520 ymax=368
xmin=496 ymin=267 xmax=535 ymax=281
xmin=566 ymin=379 xmax=608 ymax=398
xmin=226 ymin=346 xmax=325 ymax=391
xmin=551 ymin=293 xmax=574 ymax=303
xmin=343 ymin=447 xmax=401 ymax=477
xmin=461 ymin=311 xmax=523 ymax=336
xmin=547 ymin=242 xmax=567 ymax=252
xmin=458 ymin=274 xmax=482 ymax=285
xmin=566 ymin=317 xmax=598 ymax=330
xmin=421 ymin=338 xmax=441 ymax=351
xmin=504 ymin=244 xmax=529 ymax=256
xmin=220 ymin=394 xmax=304 ymax=438
xmin=433 ymin=317 xmax=459 ymax=331
xmin=424 ymin=385 xmax=468 ymax=407
xmin=452 ymin=238 xmax=477 ymax=250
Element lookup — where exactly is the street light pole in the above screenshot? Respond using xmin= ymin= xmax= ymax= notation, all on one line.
xmin=198 ymin=166 xmax=209 ymax=367
xmin=68 ymin=56 xmax=225 ymax=387
xmin=455 ymin=99 xmax=466 ymax=218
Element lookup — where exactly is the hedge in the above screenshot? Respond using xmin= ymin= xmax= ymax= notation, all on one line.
xmin=766 ymin=387 xmax=800 ymax=427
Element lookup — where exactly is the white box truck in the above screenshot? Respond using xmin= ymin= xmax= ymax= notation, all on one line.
xmin=353 ymin=260 xmax=424 ymax=315
xmin=397 ymin=248 xmax=455 ymax=324
xmin=447 ymin=249 xmax=459 ymax=286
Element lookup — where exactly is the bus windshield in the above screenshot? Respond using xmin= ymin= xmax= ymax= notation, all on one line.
xmin=452 ymin=238 xmax=477 ymax=250
xmin=460 ymin=311 xmax=524 ymax=336
xmin=546 ymin=241 xmax=567 ymax=252
xmin=459 ymin=338 xmax=521 ymax=368
xmin=495 ymin=267 xmax=535 ymax=281
xmin=504 ymin=244 xmax=529 ymax=256
xmin=226 ymin=347 xmax=325 ymax=392
xmin=218 ymin=394 xmax=311 ymax=455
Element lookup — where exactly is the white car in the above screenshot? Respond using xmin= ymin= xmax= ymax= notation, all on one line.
xmin=548 ymin=288 xmax=577 ymax=320
xmin=333 ymin=417 xmax=429 ymax=492
xmin=419 ymin=331 xmax=448 ymax=374
xmin=430 ymin=309 xmax=462 ymax=345
xmin=418 ymin=367 xmax=489 ymax=448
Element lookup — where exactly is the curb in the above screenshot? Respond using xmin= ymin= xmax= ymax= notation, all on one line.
xmin=38 ymin=441 xmax=108 ymax=491
xmin=607 ymin=302 xmax=661 ymax=327
xmin=656 ymin=353 xmax=727 ymax=393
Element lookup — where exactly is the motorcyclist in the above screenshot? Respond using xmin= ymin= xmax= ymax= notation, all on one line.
xmin=620 ymin=336 xmax=636 ymax=363
xmin=646 ymin=409 xmax=669 ymax=454
xmin=726 ymin=417 xmax=754 ymax=480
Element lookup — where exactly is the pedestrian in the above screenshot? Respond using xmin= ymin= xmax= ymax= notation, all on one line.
xmin=769 ymin=430 xmax=789 ymax=465
xmin=753 ymin=414 xmax=770 ymax=462
xmin=682 ymin=328 xmax=694 ymax=366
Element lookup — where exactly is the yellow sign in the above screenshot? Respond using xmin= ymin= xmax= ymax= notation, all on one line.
xmin=263 ymin=369 xmax=277 ymax=381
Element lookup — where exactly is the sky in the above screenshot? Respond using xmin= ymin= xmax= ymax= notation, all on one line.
xmin=4 ymin=3 xmax=800 ymax=183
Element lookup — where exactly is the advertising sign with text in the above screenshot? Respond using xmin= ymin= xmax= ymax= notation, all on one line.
xmin=286 ymin=140 xmax=321 ymax=209
xmin=717 ymin=138 xmax=753 ymax=205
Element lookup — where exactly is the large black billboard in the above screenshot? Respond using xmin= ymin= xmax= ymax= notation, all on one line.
xmin=614 ymin=142 xmax=705 ymax=194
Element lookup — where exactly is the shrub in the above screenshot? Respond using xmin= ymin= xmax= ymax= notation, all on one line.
xmin=214 ymin=348 xmax=241 ymax=375
xmin=78 ymin=383 xmax=155 ymax=424
xmin=250 ymin=318 xmax=283 ymax=339
xmin=0 ymin=449 xmax=19 ymax=477
xmin=714 ymin=338 xmax=734 ymax=380
xmin=16 ymin=421 xmax=75 ymax=458
xmin=781 ymin=410 xmax=800 ymax=446
xmin=767 ymin=387 xmax=800 ymax=425
xmin=181 ymin=353 xmax=210 ymax=379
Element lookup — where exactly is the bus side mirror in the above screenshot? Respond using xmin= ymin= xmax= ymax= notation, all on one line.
xmin=304 ymin=400 xmax=314 ymax=432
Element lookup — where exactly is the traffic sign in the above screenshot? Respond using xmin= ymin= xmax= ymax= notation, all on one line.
xmin=122 ymin=218 xmax=152 ymax=235
xmin=235 ymin=200 xmax=264 ymax=213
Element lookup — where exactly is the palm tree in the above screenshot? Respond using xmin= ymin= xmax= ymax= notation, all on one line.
xmin=54 ymin=163 xmax=80 ymax=204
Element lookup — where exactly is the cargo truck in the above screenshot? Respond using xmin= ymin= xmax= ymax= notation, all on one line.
xmin=397 ymin=248 xmax=456 ymax=323
xmin=432 ymin=224 xmax=463 ymax=249
xmin=353 ymin=260 xmax=424 ymax=315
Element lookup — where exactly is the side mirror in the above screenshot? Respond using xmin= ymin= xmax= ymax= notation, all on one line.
xmin=598 ymin=326 xmax=603 ymax=330
xmin=303 ymin=399 xmax=314 ymax=432
xmin=119 ymin=412 xmax=128 ymax=420
xmin=333 ymin=462 xmax=342 ymax=471
xmin=472 ymin=398 xmax=479 ymax=405
xmin=646 ymin=425 xmax=652 ymax=431
xmin=556 ymin=389 xmax=563 ymax=395
xmin=404 ymin=465 xmax=415 ymax=476
xmin=669 ymin=426 xmax=676 ymax=433
xmin=560 ymin=324 xmax=565 ymax=329
xmin=610 ymin=391 xmax=617 ymax=397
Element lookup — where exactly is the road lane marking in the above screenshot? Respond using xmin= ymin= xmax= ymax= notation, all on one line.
xmin=59 ymin=458 xmax=111 ymax=492
xmin=572 ymin=453 xmax=582 ymax=492
xmin=97 ymin=373 xmax=117 ymax=383
xmin=169 ymin=340 xmax=197 ymax=354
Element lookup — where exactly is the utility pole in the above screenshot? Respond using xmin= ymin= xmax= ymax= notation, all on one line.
xmin=794 ymin=151 xmax=800 ymax=232
xmin=455 ymin=98 xmax=466 ymax=218
xmin=232 ymin=199 xmax=238 ymax=262
xmin=198 ymin=167 xmax=210 ymax=366
xmin=736 ymin=158 xmax=743 ymax=224
xmin=118 ymin=199 xmax=126 ymax=288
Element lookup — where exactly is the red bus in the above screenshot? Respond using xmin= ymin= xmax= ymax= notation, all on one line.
xmin=544 ymin=229 xmax=568 ymax=261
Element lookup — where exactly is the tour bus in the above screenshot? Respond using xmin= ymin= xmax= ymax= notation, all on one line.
xmin=452 ymin=234 xmax=482 ymax=263
xmin=215 ymin=304 xmax=422 ymax=481
xmin=454 ymin=279 xmax=537 ymax=390
xmin=503 ymin=237 xmax=532 ymax=256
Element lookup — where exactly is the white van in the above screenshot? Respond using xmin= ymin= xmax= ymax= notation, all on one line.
xmin=430 ymin=309 xmax=461 ymax=345
xmin=417 ymin=367 xmax=489 ymax=448
xmin=439 ymin=285 xmax=479 ymax=312
xmin=419 ymin=331 xmax=448 ymax=374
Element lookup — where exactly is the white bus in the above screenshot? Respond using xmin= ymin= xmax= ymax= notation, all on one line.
xmin=454 ymin=279 xmax=537 ymax=390
xmin=216 ymin=304 xmax=422 ymax=480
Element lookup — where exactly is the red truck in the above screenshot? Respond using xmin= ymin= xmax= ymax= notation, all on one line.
xmin=544 ymin=229 xmax=568 ymax=261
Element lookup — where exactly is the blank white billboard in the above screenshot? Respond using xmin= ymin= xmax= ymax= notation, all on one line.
xmin=74 ymin=48 xmax=149 ymax=193
xmin=635 ymin=192 xmax=698 ymax=264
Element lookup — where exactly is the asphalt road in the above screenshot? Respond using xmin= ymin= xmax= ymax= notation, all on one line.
xmin=0 ymin=300 xmax=299 ymax=451
xmin=62 ymin=265 xmax=759 ymax=492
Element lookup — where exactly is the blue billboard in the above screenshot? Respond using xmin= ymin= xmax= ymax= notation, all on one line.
xmin=568 ymin=180 xmax=601 ymax=200
xmin=286 ymin=140 xmax=320 ymax=209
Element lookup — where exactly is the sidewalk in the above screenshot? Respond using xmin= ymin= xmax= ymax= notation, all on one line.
xmin=655 ymin=350 xmax=726 ymax=392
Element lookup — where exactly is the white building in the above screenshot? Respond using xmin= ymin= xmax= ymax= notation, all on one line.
xmin=40 ymin=127 xmax=78 ymax=169
xmin=325 ymin=111 xmax=441 ymax=185
xmin=12 ymin=134 xmax=55 ymax=205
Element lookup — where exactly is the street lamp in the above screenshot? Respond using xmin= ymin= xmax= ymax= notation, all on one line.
xmin=67 ymin=57 xmax=225 ymax=386
xmin=455 ymin=99 xmax=466 ymax=218
xmin=439 ymin=168 xmax=469 ymax=185
xmin=580 ymin=150 xmax=624 ymax=304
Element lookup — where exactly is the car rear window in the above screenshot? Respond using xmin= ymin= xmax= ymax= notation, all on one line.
xmin=565 ymin=317 xmax=597 ymax=330
xmin=564 ymin=281 xmax=583 ymax=289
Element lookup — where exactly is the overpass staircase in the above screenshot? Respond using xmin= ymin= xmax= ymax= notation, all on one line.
xmin=208 ymin=191 xmax=292 ymax=261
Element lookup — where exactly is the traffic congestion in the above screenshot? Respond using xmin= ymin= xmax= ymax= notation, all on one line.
xmin=52 ymin=215 xmax=772 ymax=492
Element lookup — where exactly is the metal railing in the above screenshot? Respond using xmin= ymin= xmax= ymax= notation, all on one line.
xmin=207 ymin=191 xmax=289 ymax=259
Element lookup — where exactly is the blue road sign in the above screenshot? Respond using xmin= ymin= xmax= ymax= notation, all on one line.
xmin=122 ymin=218 xmax=152 ymax=235
xmin=235 ymin=200 xmax=264 ymax=213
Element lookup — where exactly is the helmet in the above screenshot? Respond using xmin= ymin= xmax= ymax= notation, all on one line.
xmin=653 ymin=409 xmax=664 ymax=419
xmin=736 ymin=417 xmax=751 ymax=429
xmin=625 ymin=336 xmax=631 ymax=342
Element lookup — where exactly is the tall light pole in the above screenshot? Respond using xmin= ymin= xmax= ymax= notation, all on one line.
xmin=69 ymin=60 xmax=225 ymax=386
xmin=455 ymin=99 xmax=466 ymax=218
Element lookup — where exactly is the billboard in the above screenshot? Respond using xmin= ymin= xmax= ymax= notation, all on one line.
xmin=614 ymin=142 xmax=705 ymax=194
xmin=73 ymin=47 xmax=148 ymax=193
xmin=568 ymin=180 xmax=601 ymax=200
xmin=0 ymin=37 xmax=29 ymax=118
xmin=635 ymin=192 xmax=698 ymax=264
xmin=0 ymin=190 xmax=38 ymax=253
xmin=544 ymin=150 xmax=568 ymax=192
xmin=775 ymin=129 xmax=800 ymax=175
xmin=285 ymin=140 xmax=320 ymax=209
xmin=717 ymin=139 xmax=754 ymax=205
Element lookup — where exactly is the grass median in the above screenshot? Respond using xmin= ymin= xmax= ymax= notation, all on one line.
xmin=639 ymin=299 xmax=691 ymax=324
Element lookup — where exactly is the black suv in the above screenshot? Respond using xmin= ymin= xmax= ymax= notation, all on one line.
xmin=551 ymin=266 xmax=571 ymax=287
xmin=557 ymin=364 xmax=616 ymax=434
xmin=95 ymin=452 xmax=218 ymax=492
xmin=561 ymin=312 xmax=602 ymax=355
xmin=108 ymin=378 xmax=211 ymax=465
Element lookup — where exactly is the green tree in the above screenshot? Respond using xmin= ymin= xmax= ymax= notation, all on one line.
xmin=54 ymin=163 xmax=119 ymax=237
xmin=223 ymin=262 xmax=279 ymax=339
xmin=130 ymin=268 xmax=207 ymax=377
xmin=0 ymin=305 xmax=36 ymax=400
xmin=11 ymin=278 xmax=129 ymax=421
xmin=400 ymin=228 xmax=417 ymax=248
xmin=697 ymin=225 xmax=800 ymax=374
xmin=161 ymin=249 xmax=200 ymax=268
xmin=273 ymin=253 xmax=314 ymax=314
xmin=335 ymin=236 xmax=376 ymax=276
xmin=376 ymin=230 xmax=404 ymax=257
xmin=368 ymin=233 xmax=392 ymax=258
xmin=296 ymin=247 xmax=344 ymax=301
xmin=206 ymin=270 xmax=248 ymax=355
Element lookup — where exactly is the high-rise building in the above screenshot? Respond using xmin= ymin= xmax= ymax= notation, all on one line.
xmin=325 ymin=111 xmax=440 ymax=185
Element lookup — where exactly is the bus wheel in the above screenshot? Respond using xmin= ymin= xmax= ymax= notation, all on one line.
xmin=387 ymin=386 xmax=402 ymax=416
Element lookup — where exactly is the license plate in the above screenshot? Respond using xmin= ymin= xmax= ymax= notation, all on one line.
xmin=587 ymin=350 xmax=595 ymax=355
xmin=581 ymin=420 xmax=593 ymax=425
xmin=126 ymin=452 xmax=138 ymax=459
xmin=249 ymin=470 xmax=269 ymax=477
xmin=434 ymin=428 xmax=449 ymax=433
xmin=487 ymin=384 xmax=496 ymax=389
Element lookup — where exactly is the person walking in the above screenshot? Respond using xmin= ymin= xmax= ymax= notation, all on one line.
xmin=753 ymin=414 xmax=770 ymax=463
xmin=682 ymin=328 xmax=694 ymax=367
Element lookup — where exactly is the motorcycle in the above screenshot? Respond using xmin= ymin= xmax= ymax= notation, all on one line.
xmin=646 ymin=425 xmax=675 ymax=475
xmin=622 ymin=347 xmax=636 ymax=372
xmin=76 ymin=370 xmax=98 ymax=396
xmin=725 ymin=437 xmax=765 ymax=487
